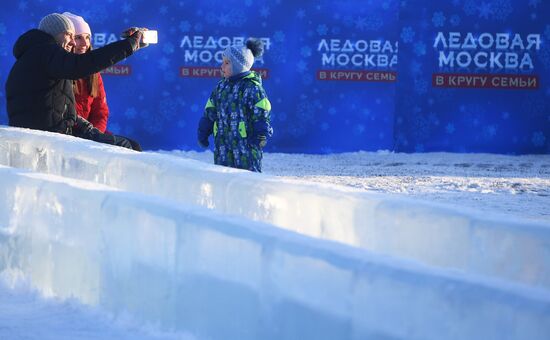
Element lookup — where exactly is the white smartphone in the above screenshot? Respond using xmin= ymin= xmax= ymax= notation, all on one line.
xmin=142 ymin=30 xmax=158 ymax=44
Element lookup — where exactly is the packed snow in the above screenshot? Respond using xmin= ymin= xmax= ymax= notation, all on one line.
xmin=0 ymin=126 xmax=549 ymax=340
xmin=171 ymin=150 xmax=550 ymax=223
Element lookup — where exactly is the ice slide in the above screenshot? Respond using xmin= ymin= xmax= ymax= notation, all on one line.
xmin=0 ymin=126 xmax=549 ymax=339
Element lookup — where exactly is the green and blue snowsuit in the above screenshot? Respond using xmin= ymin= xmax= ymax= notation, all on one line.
xmin=198 ymin=71 xmax=273 ymax=172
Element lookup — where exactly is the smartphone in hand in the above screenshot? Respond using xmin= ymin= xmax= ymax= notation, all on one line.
xmin=142 ymin=30 xmax=158 ymax=44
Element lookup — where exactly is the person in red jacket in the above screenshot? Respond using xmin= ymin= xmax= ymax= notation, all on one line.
xmin=64 ymin=12 xmax=142 ymax=151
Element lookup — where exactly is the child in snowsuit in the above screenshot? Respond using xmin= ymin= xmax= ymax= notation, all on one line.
xmin=197 ymin=38 xmax=273 ymax=172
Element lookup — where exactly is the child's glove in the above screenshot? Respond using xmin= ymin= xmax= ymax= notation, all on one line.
xmin=257 ymin=135 xmax=267 ymax=148
xmin=198 ymin=138 xmax=209 ymax=148
xmin=197 ymin=116 xmax=213 ymax=148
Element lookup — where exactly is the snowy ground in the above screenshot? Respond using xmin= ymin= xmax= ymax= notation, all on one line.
xmin=1 ymin=129 xmax=549 ymax=340
xmin=169 ymin=150 xmax=550 ymax=223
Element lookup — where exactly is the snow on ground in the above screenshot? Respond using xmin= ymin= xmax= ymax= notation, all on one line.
xmin=170 ymin=150 xmax=550 ymax=223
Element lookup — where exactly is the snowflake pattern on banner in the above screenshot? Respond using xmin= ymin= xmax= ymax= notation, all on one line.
xmin=178 ymin=21 xmax=191 ymax=33
xmin=432 ymin=12 xmax=446 ymax=27
xmin=285 ymin=0 xmax=399 ymax=152
xmin=354 ymin=14 xmax=384 ymax=32
xmin=396 ymin=0 xmax=550 ymax=153
xmin=80 ymin=5 xmax=110 ymax=25
xmin=463 ymin=0 xmax=514 ymax=21
xmin=401 ymin=26 xmax=415 ymax=43
xmin=0 ymin=0 xmax=547 ymax=154
xmin=450 ymin=14 xmax=461 ymax=26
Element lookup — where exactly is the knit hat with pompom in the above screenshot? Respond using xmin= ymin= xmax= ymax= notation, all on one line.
xmin=223 ymin=38 xmax=264 ymax=75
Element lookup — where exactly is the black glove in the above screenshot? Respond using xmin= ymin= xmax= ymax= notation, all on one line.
xmin=58 ymin=104 xmax=76 ymax=134
xmin=257 ymin=135 xmax=267 ymax=148
xmin=121 ymin=27 xmax=138 ymax=38
xmin=92 ymin=130 xmax=116 ymax=144
xmin=74 ymin=116 xmax=113 ymax=143
xmin=75 ymin=116 xmax=94 ymax=136
xmin=123 ymin=136 xmax=142 ymax=151
xmin=62 ymin=117 xmax=75 ymax=135
xmin=197 ymin=116 xmax=213 ymax=148
xmin=198 ymin=138 xmax=209 ymax=148
xmin=122 ymin=27 xmax=148 ymax=51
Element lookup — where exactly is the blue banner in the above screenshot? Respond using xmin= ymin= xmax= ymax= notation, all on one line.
xmin=0 ymin=0 xmax=549 ymax=154
xmin=396 ymin=0 xmax=550 ymax=153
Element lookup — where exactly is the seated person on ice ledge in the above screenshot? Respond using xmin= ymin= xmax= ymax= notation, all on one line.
xmin=63 ymin=12 xmax=142 ymax=151
xmin=197 ymin=38 xmax=273 ymax=173
xmin=5 ymin=12 xmax=148 ymax=150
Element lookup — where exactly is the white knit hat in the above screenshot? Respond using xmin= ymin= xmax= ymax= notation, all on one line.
xmin=62 ymin=12 xmax=91 ymax=36
xmin=223 ymin=45 xmax=255 ymax=74
xmin=222 ymin=39 xmax=264 ymax=75
xmin=38 ymin=13 xmax=75 ymax=37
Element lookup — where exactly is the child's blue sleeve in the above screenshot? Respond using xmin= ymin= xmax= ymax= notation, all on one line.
xmin=248 ymin=85 xmax=273 ymax=139
xmin=197 ymin=91 xmax=217 ymax=145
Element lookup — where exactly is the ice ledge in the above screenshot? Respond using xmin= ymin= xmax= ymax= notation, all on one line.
xmin=1 ymin=126 xmax=549 ymax=290
xmin=0 ymin=165 xmax=549 ymax=340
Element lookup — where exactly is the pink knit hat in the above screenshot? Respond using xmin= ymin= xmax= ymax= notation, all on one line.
xmin=62 ymin=12 xmax=91 ymax=36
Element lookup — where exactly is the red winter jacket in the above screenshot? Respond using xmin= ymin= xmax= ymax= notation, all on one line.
xmin=74 ymin=73 xmax=109 ymax=132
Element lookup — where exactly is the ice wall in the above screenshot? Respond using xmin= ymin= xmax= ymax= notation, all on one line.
xmin=1 ymin=126 xmax=550 ymax=291
xmin=1 ymin=165 xmax=549 ymax=340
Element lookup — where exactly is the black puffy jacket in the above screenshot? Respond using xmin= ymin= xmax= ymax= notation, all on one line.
xmin=5 ymin=29 xmax=135 ymax=133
